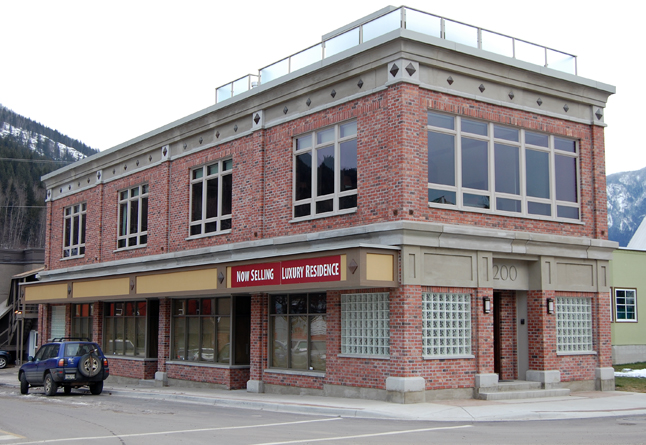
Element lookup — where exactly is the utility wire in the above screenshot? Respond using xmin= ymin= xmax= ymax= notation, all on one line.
xmin=0 ymin=157 xmax=74 ymax=164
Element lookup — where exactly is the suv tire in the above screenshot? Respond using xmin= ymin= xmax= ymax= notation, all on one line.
xmin=89 ymin=381 xmax=103 ymax=395
xmin=0 ymin=357 xmax=7 ymax=369
xmin=20 ymin=372 xmax=28 ymax=395
xmin=79 ymin=353 xmax=102 ymax=378
xmin=44 ymin=373 xmax=57 ymax=396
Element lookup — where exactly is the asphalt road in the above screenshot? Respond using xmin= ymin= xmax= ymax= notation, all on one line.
xmin=1 ymin=385 xmax=646 ymax=444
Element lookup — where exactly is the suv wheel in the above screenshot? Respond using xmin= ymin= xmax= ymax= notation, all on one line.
xmin=44 ymin=373 xmax=57 ymax=396
xmin=89 ymin=381 xmax=103 ymax=395
xmin=20 ymin=372 xmax=28 ymax=395
xmin=0 ymin=357 xmax=7 ymax=369
xmin=79 ymin=353 xmax=102 ymax=378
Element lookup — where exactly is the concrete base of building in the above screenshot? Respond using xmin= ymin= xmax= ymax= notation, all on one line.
xmin=561 ymin=379 xmax=595 ymax=392
xmin=247 ymin=380 xmax=264 ymax=393
xmin=612 ymin=345 xmax=646 ymax=365
xmin=526 ymin=370 xmax=561 ymax=389
xmin=595 ymin=367 xmax=616 ymax=391
xmin=324 ymin=383 xmax=387 ymax=401
xmin=425 ymin=387 xmax=474 ymax=401
xmin=155 ymin=371 xmax=168 ymax=387
xmin=385 ymin=377 xmax=426 ymax=404
xmin=166 ymin=378 xmax=229 ymax=391
xmin=264 ymin=383 xmax=324 ymax=397
xmin=473 ymin=373 xmax=500 ymax=398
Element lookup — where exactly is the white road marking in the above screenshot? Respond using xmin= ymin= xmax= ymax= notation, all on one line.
xmin=253 ymin=424 xmax=474 ymax=445
xmin=15 ymin=418 xmax=341 ymax=444
xmin=0 ymin=428 xmax=25 ymax=441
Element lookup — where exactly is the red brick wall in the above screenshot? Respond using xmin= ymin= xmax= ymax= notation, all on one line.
xmin=44 ymin=85 xmax=608 ymax=273
xmin=166 ymin=364 xmax=249 ymax=389
xmin=108 ymin=358 xmax=157 ymax=380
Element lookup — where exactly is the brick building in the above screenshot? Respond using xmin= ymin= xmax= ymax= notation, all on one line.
xmin=22 ymin=6 xmax=616 ymax=402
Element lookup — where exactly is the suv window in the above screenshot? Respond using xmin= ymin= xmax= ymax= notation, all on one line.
xmin=64 ymin=343 xmax=96 ymax=357
xmin=35 ymin=344 xmax=59 ymax=360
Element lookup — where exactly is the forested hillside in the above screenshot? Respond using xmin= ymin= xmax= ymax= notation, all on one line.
xmin=0 ymin=105 xmax=98 ymax=249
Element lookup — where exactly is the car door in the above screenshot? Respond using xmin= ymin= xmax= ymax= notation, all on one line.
xmin=35 ymin=345 xmax=59 ymax=384
xmin=24 ymin=345 xmax=49 ymax=383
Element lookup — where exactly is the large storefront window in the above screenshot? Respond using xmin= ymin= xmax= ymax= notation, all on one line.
xmin=270 ymin=293 xmax=326 ymax=371
xmin=72 ymin=303 xmax=93 ymax=341
xmin=103 ymin=301 xmax=147 ymax=356
xmin=171 ymin=296 xmax=250 ymax=365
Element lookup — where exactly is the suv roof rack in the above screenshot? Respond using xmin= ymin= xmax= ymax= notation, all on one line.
xmin=51 ymin=337 xmax=91 ymax=342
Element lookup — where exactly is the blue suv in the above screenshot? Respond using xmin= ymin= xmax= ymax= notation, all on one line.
xmin=19 ymin=338 xmax=109 ymax=396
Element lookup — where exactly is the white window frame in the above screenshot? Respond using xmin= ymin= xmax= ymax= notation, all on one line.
xmin=422 ymin=292 xmax=472 ymax=358
xmin=292 ymin=120 xmax=358 ymax=220
xmin=117 ymin=184 xmax=148 ymax=249
xmin=63 ymin=203 xmax=86 ymax=258
xmin=556 ymin=297 xmax=593 ymax=353
xmin=341 ymin=293 xmax=390 ymax=357
xmin=614 ymin=288 xmax=637 ymax=323
xmin=189 ymin=159 xmax=233 ymax=237
xmin=426 ymin=111 xmax=580 ymax=222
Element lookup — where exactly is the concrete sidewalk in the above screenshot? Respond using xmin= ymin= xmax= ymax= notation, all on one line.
xmin=2 ymin=367 xmax=646 ymax=422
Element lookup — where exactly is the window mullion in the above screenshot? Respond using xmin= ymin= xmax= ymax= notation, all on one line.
xmin=549 ymin=135 xmax=557 ymax=217
xmin=455 ymin=120 xmax=463 ymax=207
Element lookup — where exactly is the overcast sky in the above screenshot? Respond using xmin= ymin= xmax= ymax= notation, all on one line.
xmin=0 ymin=0 xmax=635 ymax=174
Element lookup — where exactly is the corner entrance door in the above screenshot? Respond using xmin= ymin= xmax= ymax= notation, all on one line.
xmin=517 ymin=291 xmax=529 ymax=380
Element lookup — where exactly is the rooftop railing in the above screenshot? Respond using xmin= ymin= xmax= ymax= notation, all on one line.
xmin=215 ymin=7 xmax=577 ymax=104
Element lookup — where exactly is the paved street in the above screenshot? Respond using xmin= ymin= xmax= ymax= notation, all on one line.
xmin=1 ymin=388 xmax=646 ymax=444
xmin=3 ymin=366 xmax=646 ymax=443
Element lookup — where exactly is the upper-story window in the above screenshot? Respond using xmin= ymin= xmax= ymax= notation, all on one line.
xmin=63 ymin=203 xmax=86 ymax=258
xmin=189 ymin=159 xmax=232 ymax=237
xmin=427 ymin=112 xmax=580 ymax=221
xmin=293 ymin=121 xmax=357 ymax=219
xmin=117 ymin=184 xmax=148 ymax=249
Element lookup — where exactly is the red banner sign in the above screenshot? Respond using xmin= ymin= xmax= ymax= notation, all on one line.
xmin=230 ymin=256 xmax=341 ymax=288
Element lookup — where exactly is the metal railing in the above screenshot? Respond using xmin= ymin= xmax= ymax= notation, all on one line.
xmin=215 ymin=7 xmax=577 ymax=104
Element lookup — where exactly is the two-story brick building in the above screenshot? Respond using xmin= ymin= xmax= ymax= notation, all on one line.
xmin=22 ymin=6 xmax=616 ymax=402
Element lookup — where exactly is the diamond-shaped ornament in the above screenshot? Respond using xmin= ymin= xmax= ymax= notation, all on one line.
xmin=234 ymin=125 xmax=238 ymax=132
xmin=405 ymin=63 xmax=416 ymax=76
xmin=447 ymin=76 xmax=454 ymax=85
xmin=479 ymin=84 xmax=485 ymax=93
xmin=283 ymin=106 xmax=288 ymax=114
xmin=331 ymin=89 xmax=336 ymax=98
xmin=254 ymin=113 xmax=260 ymax=124
xmin=595 ymin=108 xmax=603 ymax=120
xmin=216 ymin=131 xmax=220 ymax=138
xmin=390 ymin=63 xmax=399 ymax=77
xmin=508 ymin=91 xmax=515 ymax=100
xmin=349 ymin=259 xmax=358 ymax=275
xmin=563 ymin=104 xmax=569 ymax=112
xmin=357 ymin=79 xmax=364 ymax=88
xmin=306 ymin=98 xmax=312 ymax=106
xmin=537 ymin=98 xmax=543 ymax=106
xmin=218 ymin=271 xmax=225 ymax=284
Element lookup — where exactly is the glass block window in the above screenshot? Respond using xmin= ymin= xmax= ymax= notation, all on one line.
xmin=341 ymin=293 xmax=389 ymax=356
xmin=422 ymin=293 xmax=471 ymax=357
xmin=556 ymin=297 xmax=593 ymax=353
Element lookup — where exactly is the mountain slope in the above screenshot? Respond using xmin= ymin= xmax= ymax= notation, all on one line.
xmin=0 ymin=105 xmax=98 ymax=249
xmin=607 ymin=166 xmax=646 ymax=247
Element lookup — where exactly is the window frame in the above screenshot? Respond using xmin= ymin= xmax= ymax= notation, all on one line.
xmin=188 ymin=159 xmax=233 ymax=238
xmin=63 ymin=203 xmax=86 ymax=258
xmin=117 ymin=184 xmax=149 ymax=249
xmin=426 ymin=111 xmax=581 ymax=222
xmin=171 ymin=297 xmax=232 ymax=364
xmin=103 ymin=301 xmax=148 ymax=357
xmin=292 ymin=120 xmax=358 ymax=220
xmin=71 ymin=303 xmax=93 ymax=341
xmin=613 ymin=288 xmax=637 ymax=323
xmin=269 ymin=293 xmax=327 ymax=372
